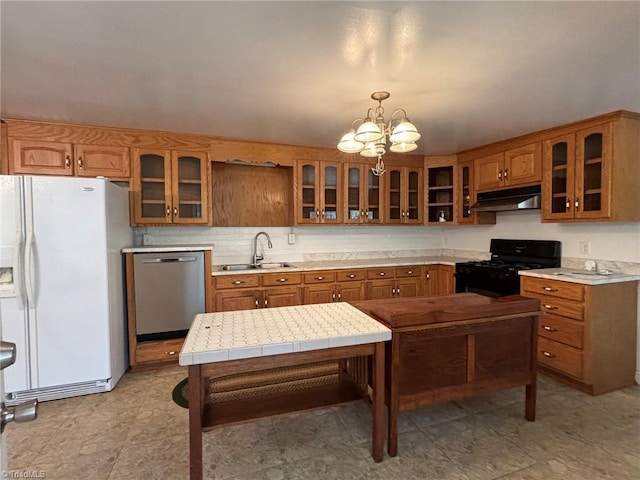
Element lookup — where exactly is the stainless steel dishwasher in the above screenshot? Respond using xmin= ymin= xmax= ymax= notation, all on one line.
xmin=132 ymin=251 xmax=205 ymax=342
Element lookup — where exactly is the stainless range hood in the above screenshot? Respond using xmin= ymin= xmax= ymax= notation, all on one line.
xmin=471 ymin=185 xmax=541 ymax=212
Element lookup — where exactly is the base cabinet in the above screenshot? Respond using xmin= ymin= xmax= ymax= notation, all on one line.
xmin=521 ymin=276 xmax=638 ymax=394
xmin=425 ymin=265 xmax=455 ymax=296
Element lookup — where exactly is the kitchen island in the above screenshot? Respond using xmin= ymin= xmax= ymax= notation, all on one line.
xmin=352 ymin=293 xmax=541 ymax=457
xmin=179 ymin=302 xmax=391 ymax=480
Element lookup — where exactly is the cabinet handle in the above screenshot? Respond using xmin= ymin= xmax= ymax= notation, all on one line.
xmin=332 ymin=293 xmax=336 ymax=301
xmin=543 ymin=325 xmax=557 ymax=332
xmin=407 ymin=270 xmax=413 ymax=275
xmin=166 ymin=205 xmax=171 ymax=216
xmin=543 ymin=286 xmax=558 ymax=292
xmin=316 ymin=276 xmax=324 ymax=280
xmin=233 ymin=280 xmax=244 ymax=285
xmin=396 ymin=287 xmax=400 ymax=296
xmin=264 ymin=299 xmax=268 ymax=307
xmin=348 ymin=274 xmax=356 ymax=279
xmin=321 ymin=210 xmax=325 ymax=218
xmin=78 ymin=156 xmax=84 ymax=169
xmin=316 ymin=210 xmax=320 ymax=218
xmin=392 ymin=288 xmax=396 ymax=295
xmin=378 ymin=272 xmax=385 ymax=276
xmin=498 ymin=169 xmax=502 ymax=180
xmin=166 ymin=351 xmax=177 ymax=356
xmin=543 ymin=304 xmax=558 ymax=310
xmin=360 ymin=211 xmax=365 ymax=219
xmin=255 ymin=299 xmax=259 ymax=308
xmin=65 ymin=155 xmax=71 ymax=169
xmin=173 ymin=206 xmax=178 ymax=216
xmin=565 ymin=200 xmax=570 ymax=212
xmin=278 ymin=278 xmax=287 ymax=282
xmin=542 ymin=351 xmax=555 ymax=358
xmin=426 ymin=273 xmax=430 ymax=279
xmin=575 ymin=198 xmax=580 ymax=211
xmin=504 ymin=168 xmax=508 ymax=179
xmin=337 ymin=292 xmax=341 ymax=300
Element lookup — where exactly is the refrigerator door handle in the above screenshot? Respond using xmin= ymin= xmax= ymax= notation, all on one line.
xmin=23 ymin=177 xmax=37 ymax=308
xmin=13 ymin=177 xmax=27 ymax=310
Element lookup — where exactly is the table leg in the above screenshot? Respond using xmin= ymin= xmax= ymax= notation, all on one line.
xmin=388 ymin=338 xmax=399 ymax=457
xmin=372 ymin=342 xmax=385 ymax=462
xmin=525 ymin=379 xmax=536 ymax=421
xmin=188 ymin=365 xmax=203 ymax=480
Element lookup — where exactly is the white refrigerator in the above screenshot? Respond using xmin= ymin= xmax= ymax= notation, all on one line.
xmin=0 ymin=175 xmax=131 ymax=404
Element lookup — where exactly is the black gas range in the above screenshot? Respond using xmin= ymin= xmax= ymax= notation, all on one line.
xmin=455 ymin=239 xmax=562 ymax=297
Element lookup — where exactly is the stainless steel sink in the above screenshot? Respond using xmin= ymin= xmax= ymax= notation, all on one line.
xmin=220 ymin=262 xmax=294 ymax=271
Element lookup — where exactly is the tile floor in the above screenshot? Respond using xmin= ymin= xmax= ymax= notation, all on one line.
xmin=4 ymin=366 xmax=639 ymax=479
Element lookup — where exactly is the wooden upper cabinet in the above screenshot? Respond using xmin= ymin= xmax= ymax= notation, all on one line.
xmin=131 ymin=148 xmax=210 ymax=226
xmin=384 ymin=166 xmax=423 ymax=224
xmin=74 ymin=144 xmax=130 ymax=179
xmin=343 ymin=162 xmax=384 ymax=224
xmin=425 ymin=164 xmax=454 ymax=224
xmin=295 ymin=160 xmax=342 ymax=224
xmin=11 ymin=139 xmax=74 ymax=176
xmin=474 ymin=143 xmax=542 ymax=192
xmin=11 ymin=139 xmax=130 ymax=179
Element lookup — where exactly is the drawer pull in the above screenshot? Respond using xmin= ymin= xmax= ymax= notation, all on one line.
xmin=348 ymin=274 xmax=356 ymax=279
xmin=542 ymin=351 xmax=555 ymax=358
xmin=378 ymin=272 xmax=386 ymax=276
xmin=543 ymin=287 xmax=558 ymax=292
xmin=166 ymin=351 xmax=177 ymax=356
xmin=278 ymin=278 xmax=287 ymax=282
xmin=407 ymin=270 xmax=413 ymax=275
xmin=233 ymin=280 xmax=244 ymax=285
xmin=543 ymin=304 xmax=558 ymax=310
xmin=316 ymin=276 xmax=324 ymax=280
xmin=543 ymin=325 xmax=557 ymax=332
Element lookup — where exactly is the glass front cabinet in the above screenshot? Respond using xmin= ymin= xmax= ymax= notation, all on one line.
xmin=343 ymin=162 xmax=384 ymax=224
xmin=132 ymin=149 xmax=210 ymax=225
xmin=542 ymin=123 xmax=612 ymax=221
xmin=295 ymin=160 xmax=343 ymax=224
xmin=384 ymin=166 xmax=423 ymax=224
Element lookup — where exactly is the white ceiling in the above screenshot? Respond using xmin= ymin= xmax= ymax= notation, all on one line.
xmin=2 ymin=1 xmax=639 ymax=156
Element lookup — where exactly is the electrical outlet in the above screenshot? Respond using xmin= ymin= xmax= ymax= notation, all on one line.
xmin=288 ymin=233 xmax=296 ymax=245
xmin=579 ymin=241 xmax=591 ymax=255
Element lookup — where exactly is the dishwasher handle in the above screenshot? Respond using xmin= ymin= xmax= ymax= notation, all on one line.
xmin=142 ymin=256 xmax=198 ymax=263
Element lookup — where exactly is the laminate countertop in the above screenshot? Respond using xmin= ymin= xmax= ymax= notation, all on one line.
xmin=211 ymin=256 xmax=475 ymax=276
xmin=519 ymin=268 xmax=640 ymax=285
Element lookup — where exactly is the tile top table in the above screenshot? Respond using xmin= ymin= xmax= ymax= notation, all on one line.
xmin=179 ymin=302 xmax=391 ymax=480
xmin=179 ymin=302 xmax=391 ymax=365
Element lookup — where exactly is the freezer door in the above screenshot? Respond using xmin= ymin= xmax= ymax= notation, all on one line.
xmin=0 ymin=297 xmax=29 ymax=394
xmin=27 ymin=176 xmax=112 ymax=388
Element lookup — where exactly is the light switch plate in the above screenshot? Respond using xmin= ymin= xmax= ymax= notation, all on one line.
xmin=288 ymin=233 xmax=296 ymax=245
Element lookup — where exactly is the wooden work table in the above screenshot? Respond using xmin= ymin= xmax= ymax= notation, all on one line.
xmin=352 ymin=293 xmax=541 ymax=457
xmin=179 ymin=302 xmax=391 ymax=480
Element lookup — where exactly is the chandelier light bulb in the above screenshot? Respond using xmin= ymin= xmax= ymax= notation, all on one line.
xmin=389 ymin=120 xmax=421 ymax=144
xmin=337 ymin=130 xmax=365 ymax=153
xmin=354 ymin=120 xmax=384 ymax=143
xmin=390 ymin=141 xmax=418 ymax=153
xmin=360 ymin=142 xmax=385 ymax=158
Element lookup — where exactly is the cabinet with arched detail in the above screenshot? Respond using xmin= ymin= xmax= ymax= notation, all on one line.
xmin=542 ymin=113 xmax=640 ymax=222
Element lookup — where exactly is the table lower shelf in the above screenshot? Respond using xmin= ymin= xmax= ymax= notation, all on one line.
xmin=202 ymin=378 xmax=363 ymax=430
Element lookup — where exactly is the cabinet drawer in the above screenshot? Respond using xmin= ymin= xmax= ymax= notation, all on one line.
xmin=303 ymin=271 xmax=335 ymax=284
xmin=526 ymin=292 xmax=583 ymax=320
xmin=521 ymin=277 xmax=584 ymax=301
xmin=538 ymin=337 xmax=583 ymax=379
xmin=335 ymin=269 xmax=366 ymax=282
xmin=538 ymin=314 xmax=584 ymax=349
xmin=367 ymin=267 xmax=395 ymax=280
xmin=215 ymin=274 xmax=260 ymax=289
xmin=395 ymin=266 xmax=422 ymax=278
xmin=136 ymin=338 xmax=184 ymax=364
xmin=262 ymin=272 xmax=302 ymax=286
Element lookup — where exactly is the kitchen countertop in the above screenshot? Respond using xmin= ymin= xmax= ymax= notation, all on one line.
xmin=179 ymin=302 xmax=391 ymax=365
xmin=122 ymin=244 xmax=213 ymax=253
xmin=211 ymin=255 xmax=474 ymax=275
xmin=519 ymin=267 xmax=640 ymax=285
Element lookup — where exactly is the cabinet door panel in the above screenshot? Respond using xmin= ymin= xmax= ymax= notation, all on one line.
xmin=575 ymin=124 xmax=612 ymax=219
xmin=474 ymin=153 xmax=504 ymax=191
xmin=336 ymin=282 xmax=365 ymax=302
xmin=395 ymin=278 xmax=422 ymax=298
xmin=504 ymin=143 xmax=542 ymax=187
xmin=542 ymin=134 xmax=576 ymax=220
xmin=320 ymin=162 xmax=342 ymax=223
xmin=263 ymin=288 xmax=301 ymax=308
xmin=296 ymin=161 xmax=319 ymax=224
xmin=436 ymin=265 xmax=455 ymax=295
xmin=215 ymin=290 xmax=259 ymax=312
xmin=367 ymin=280 xmax=395 ymax=299
xmin=75 ymin=144 xmax=130 ymax=179
xmin=132 ymin=149 xmax=173 ymax=224
xmin=171 ymin=151 xmax=209 ymax=224
xmin=303 ymin=285 xmax=335 ymax=304
xmin=11 ymin=139 xmax=73 ymax=175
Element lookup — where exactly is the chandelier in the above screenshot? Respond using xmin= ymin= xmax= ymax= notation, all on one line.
xmin=337 ymin=91 xmax=421 ymax=176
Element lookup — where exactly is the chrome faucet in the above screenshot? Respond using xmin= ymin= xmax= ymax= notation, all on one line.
xmin=253 ymin=231 xmax=273 ymax=265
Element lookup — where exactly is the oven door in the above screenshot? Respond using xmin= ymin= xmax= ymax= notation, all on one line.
xmin=454 ymin=269 xmax=520 ymax=298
